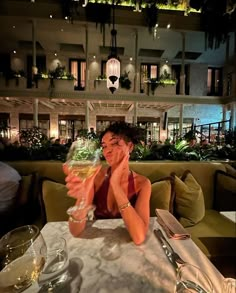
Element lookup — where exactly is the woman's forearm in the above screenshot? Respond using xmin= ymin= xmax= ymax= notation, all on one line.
xmin=68 ymin=183 xmax=95 ymax=237
xmin=68 ymin=216 xmax=87 ymax=236
xmin=121 ymin=207 xmax=149 ymax=245
xmin=111 ymin=181 xmax=151 ymax=245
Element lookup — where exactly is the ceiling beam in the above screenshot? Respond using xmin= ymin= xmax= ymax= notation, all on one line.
xmin=128 ymin=103 xmax=134 ymax=112
xmin=0 ymin=99 xmax=14 ymax=107
xmin=39 ymin=100 xmax=55 ymax=109
xmin=88 ymin=101 xmax=94 ymax=111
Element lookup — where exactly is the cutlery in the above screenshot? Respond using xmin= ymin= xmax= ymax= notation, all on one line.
xmin=154 ymin=229 xmax=186 ymax=269
xmin=154 ymin=229 xmax=178 ymax=270
xmin=177 ymin=280 xmax=208 ymax=293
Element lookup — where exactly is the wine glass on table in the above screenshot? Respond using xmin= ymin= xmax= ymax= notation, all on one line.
xmin=38 ymin=236 xmax=69 ymax=292
xmin=0 ymin=225 xmax=47 ymax=293
xmin=175 ymin=263 xmax=213 ymax=293
xmin=65 ymin=137 xmax=102 ymax=220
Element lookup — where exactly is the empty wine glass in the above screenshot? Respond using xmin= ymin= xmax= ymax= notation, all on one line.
xmin=175 ymin=263 xmax=213 ymax=293
xmin=66 ymin=137 xmax=101 ymax=220
xmin=38 ymin=236 xmax=69 ymax=292
xmin=0 ymin=225 xmax=47 ymax=293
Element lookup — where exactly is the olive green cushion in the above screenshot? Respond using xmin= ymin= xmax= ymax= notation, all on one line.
xmin=224 ymin=164 xmax=236 ymax=177
xmin=186 ymin=209 xmax=236 ymax=257
xmin=174 ymin=171 xmax=205 ymax=227
xmin=150 ymin=177 xmax=175 ymax=216
xmin=214 ymin=171 xmax=236 ymax=211
xmin=42 ymin=180 xmax=76 ymax=222
xmin=17 ymin=174 xmax=34 ymax=205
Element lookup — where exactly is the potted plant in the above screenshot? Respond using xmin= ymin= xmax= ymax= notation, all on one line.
xmin=147 ymin=70 xmax=176 ymax=95
xmin=4 ymin=69 xmax=26 ymax=88
xmin=147 ymin=78 xmax=164 ymax=95
xmin=119 ymin=71 xmax=131 ymax=90
xmin=48 ymin=63 xmax=76 ymax=92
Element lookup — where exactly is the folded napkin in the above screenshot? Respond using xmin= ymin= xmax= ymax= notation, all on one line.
xmin=155 ymin=209 xmax=190 ymax=240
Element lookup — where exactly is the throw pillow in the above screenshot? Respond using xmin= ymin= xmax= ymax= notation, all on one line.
xmin=172 ymin=170 xmax=205 ymax=227
xmin=214 ymin=170 xmax=236 ymax=211
xmin=150 ymin=177 xmax=175 ymax=216
xmin=42 ymin=180 xmax=76 ymax=222
xmin=17 ymin=174 xmax=34 ymax=205
xmin=224 ymin=164 xmax=236 ymax=178
xmin=17 ymin=172 xmax=41 ymax=224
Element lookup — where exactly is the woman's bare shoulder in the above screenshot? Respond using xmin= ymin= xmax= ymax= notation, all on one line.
xmin=132 ymin=171 xmax=151 ymax=186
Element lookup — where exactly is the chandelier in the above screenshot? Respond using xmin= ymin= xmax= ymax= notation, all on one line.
xmin=106 ymin=1 xmax=120 ymax=94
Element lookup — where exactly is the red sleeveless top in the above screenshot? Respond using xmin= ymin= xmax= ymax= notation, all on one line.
xmin=93 ymin=168 xmax=137 ymax=219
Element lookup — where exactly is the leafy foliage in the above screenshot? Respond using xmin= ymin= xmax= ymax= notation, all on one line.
xmin=67 ymin=138 xmax=101 ymax=161
xmin=1 ymin=127 xmax=235 ymax=162
xmin=19 ymin=127 xmax=48 ymax=149
xmin=119 ymin=71 xmax=131 ymax=90
xmin=48 ymin=63 xmax=75 ymax=80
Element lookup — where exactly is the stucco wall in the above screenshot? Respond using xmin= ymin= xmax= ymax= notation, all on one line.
xmin=189 ymin=63 xmax=208 ymax=96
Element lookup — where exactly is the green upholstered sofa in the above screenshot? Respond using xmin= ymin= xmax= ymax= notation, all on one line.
xmin=4 ymin=160 xmax=236 ymax=276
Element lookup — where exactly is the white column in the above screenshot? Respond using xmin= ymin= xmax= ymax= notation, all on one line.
xmin=133 ymin=102 xmax=138 ymax=124
xmin=179 ymin=104 xmax=183 ymax=136
xmin=179 ymin=32 xmax=185 ymax=137
xmin=85 ymin=101 xmax=89 ymax=130
xmin=32 ymin=19 xmax=38 ymax=127
xmin=10 ymin=112 xmax=19 ymax=142
xmin=33 ymin=98 xmax=38 ymax=127
xmin=134 ymin=29 xmax=139 ymax=93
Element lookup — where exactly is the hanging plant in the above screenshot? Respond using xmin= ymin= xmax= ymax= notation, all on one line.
xmin=189 ymin=0 xmax=231 ymax=49
xmin=60 ymin=0 xmax=79 ymax=23
xmin=201 ymin=0 xmax=230 ymax=49
xmin=144 ymin=1 xmax=158 ymax=34
xmin=85 ymin=3 xmax=111 ymax=46
xmin=119 ymin=71 xmax=131 ymax=90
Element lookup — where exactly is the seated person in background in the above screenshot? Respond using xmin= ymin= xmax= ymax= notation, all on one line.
xmin=0 ymin=161 xmax=21 ymax=236
xmin=63 ymin=122 xmax=151 ymax=245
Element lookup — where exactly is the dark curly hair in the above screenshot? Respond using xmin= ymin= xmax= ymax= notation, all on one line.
xmin=100 ymin=121 xmax=145 ymax=145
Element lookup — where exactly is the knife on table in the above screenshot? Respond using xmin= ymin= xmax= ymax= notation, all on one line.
xmin=154 ymin=229 xmax=178 ymax=271
xmin=154 ymin=229 xmax=186 ymax=267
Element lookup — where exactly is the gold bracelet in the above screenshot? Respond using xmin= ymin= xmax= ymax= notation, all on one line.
xmin=69 ymin=215 xmax=87 ymax=223
xmin=119 ymin=201 xmax=131 ymax=212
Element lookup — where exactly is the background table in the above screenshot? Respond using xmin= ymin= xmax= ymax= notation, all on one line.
xmin=41 ymin=218 xmax=224 ymax=293
xmin=220 ymin=211 xmax=236 ymax=223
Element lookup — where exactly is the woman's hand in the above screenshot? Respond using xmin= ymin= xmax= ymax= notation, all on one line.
xmin=109 ymin=152 xmax=130 ymax=192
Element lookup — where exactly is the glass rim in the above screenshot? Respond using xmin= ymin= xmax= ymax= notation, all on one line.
xmin=0 ymin=225 xmax=40 ymax=249
xmin=177 ymin=263 xmax=213 ymax=289
xmin=44 ymin=236 xmax=67 ymax=251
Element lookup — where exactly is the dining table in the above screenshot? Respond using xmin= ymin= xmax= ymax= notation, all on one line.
xmin=36 ymin=216 xmax=225 ymax=293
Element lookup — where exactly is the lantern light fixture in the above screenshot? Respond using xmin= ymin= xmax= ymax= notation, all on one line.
xmin=106 ymin=0 xmax=120 ymax=94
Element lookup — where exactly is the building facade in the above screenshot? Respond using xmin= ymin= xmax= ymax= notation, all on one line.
xmin=0 ymin=0 xmax=235 ymax=143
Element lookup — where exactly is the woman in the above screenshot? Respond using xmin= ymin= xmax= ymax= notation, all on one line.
xmin=63 ymin=122 xmax=151 ymax=245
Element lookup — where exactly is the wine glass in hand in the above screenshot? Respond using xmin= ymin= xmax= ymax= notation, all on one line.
xmin=66 ymin=137 xmax=101 ymax=219
xmin=0 ymin=225 xmax=47 ymax=293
